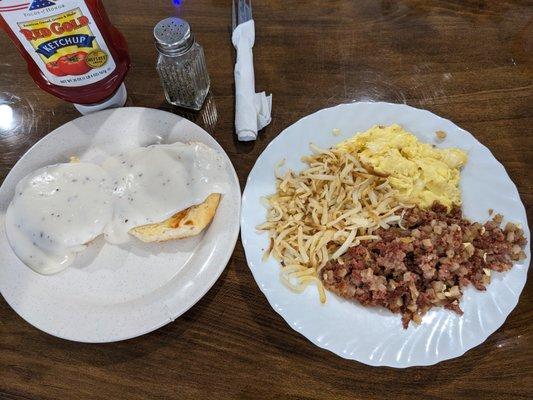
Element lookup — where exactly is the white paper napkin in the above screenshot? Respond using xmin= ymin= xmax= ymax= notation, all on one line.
xmin=232 ymin=19 xmax=272 ymax=141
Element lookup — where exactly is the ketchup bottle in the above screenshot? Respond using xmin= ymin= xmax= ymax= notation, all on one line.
xmin=0 ymin=0 xmax=130 ymax=114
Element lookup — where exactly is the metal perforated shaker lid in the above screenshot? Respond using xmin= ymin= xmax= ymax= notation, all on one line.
xmin=154 ymin=17 xmax=194 ymax=55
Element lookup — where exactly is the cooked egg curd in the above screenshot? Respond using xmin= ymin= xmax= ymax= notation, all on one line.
xmin=336 ymin=124 xmax=467 ymax=208
xmin=5 ymin=142 xmax=229 ymax=274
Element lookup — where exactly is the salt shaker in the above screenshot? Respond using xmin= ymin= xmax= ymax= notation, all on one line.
xmin=154 ymin=17 xmax=210 ymax=110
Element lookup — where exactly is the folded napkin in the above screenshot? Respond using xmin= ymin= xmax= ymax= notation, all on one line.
xmin=232 ymin=20 xmax=272 ymax=141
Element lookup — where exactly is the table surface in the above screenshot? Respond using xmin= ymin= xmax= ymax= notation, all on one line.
xmin=1 ymin=1 xmax=532 ymax=399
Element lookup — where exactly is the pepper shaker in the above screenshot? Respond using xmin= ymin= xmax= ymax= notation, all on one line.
xmin=154 ymin=17 xmax=210 ymax=110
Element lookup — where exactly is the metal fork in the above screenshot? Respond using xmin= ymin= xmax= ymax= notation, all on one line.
xmin=232 ymin=0 xmax=252 ymax=31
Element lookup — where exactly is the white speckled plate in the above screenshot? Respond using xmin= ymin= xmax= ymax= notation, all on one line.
xmin=240 ymin=102 xmax=530 ymax=367
xmin=0 ymin=107 xmax=240 ymax=343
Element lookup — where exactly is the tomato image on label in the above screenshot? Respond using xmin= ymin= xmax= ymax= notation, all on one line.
xmin=57 ymin=51 xmax=91 ymax=75
xmin=45 ymin=60 xmax=66 ymax=76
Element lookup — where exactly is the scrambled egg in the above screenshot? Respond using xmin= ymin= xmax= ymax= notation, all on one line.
xmin=336 ymin=124 xmax=467 ymax=209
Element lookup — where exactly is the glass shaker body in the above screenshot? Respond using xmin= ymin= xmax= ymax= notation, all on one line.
xmin=156 ymin=42 xmax=210 ymax=110
xmin=154 ymin=17 xmax=211 ymax=110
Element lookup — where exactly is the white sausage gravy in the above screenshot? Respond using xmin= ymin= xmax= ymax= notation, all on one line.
xmin=5 ymin=142 xmax=228 ymax=274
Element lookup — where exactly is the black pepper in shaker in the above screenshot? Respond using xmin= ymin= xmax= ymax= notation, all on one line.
xmin=154 ymin=17 xmax=211 ymax=110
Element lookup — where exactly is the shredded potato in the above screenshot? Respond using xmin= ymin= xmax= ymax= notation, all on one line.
xmin=257 ymin=144 xmax=412 ymax=302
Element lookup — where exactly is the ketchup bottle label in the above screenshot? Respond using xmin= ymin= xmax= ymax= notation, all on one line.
xmin=1 ymin=0 xmax=117 ymax=87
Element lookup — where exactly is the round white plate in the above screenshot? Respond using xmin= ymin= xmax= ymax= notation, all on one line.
xmin=0 ymin=107 xmax=241 ymax=343
xmin=241 ymin=102 xmax=530 ymax=367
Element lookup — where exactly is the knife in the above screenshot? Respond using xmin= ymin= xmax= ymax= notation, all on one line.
xmin=232 ymin=0 xmax=271 ymax=141
xmin=232 ymin=0 xmax=252 ymax=31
